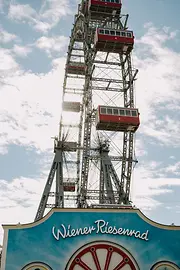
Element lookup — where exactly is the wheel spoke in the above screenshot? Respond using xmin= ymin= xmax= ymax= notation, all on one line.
xmin=90 ymin=247 xmax=101 ymax=270
xmin=77 ymin=259 xmax=92 ymax=270
xmin=113 ymin=258 xmax=128 ymax=270
xmin=104 ymin=247 xmax=113 ymax=270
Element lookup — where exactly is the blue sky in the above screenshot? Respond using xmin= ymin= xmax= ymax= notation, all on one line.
xmin=0 ymin=0 xmax=180 ymax=245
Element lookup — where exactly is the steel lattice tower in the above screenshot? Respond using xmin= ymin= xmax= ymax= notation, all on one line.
xmin=35 ymin=0 xmax=139 ymax=221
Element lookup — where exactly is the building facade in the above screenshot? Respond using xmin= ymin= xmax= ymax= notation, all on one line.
xmin=1 ymin=208 xmax=180 ymax=270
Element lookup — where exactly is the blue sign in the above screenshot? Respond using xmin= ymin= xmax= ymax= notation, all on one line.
xmin=1 ymin=208 xmax=180 ymax=270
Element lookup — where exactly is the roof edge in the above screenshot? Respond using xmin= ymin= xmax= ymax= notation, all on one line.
xmin=2 ymin=208 xmax=180 ymax=230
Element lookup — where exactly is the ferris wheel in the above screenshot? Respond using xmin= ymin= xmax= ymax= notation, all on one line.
xmin=34 ymin=0 xmax=139 ymax=221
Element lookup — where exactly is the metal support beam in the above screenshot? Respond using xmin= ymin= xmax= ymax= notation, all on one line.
xmin=34 ymin=149 xmax=64 ymax=221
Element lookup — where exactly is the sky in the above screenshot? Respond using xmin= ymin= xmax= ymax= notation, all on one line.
xmin=0 ymin=0 xmax=180 ymax=245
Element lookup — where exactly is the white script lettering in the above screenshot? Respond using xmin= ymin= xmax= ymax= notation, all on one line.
xmin=52 ymin=219 xmax=149 ymax=242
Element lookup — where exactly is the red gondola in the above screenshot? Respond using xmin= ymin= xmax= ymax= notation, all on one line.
xmin=66 ymin=62 xmax=85 ymax=75
xmin=94 ymin=28 xmax=134 ymax=53
xmin=63 ymin=182 xmax=75 ymax=192
xmin=88 ymin=0 xmax=122 ymax=18
xmin=96 ymin=105 xmax=140 ymax=132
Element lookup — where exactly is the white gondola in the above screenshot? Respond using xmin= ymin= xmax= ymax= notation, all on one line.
xmin=62 ymin=102 xmax=81 ymax=112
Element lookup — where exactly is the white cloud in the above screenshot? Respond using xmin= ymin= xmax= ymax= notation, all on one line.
xmin=37 ymin=0 xmax=72 ymax=30
xmin=8 ymin=3 xmax=36 ymax=21
xmin=33 ymin=21 xmax=51 ymax=33
xmin=0 ymin=51 xmax=66 ymax=152
xmin=134 ymin=25 xmax=180 ymax=146
xmin=0 ymin=176 xmax=46 ymax=243
xmin=0 ymin=26 xmax=17 ymax=43
xmin=51 ymin=57 xmax=64 ymax=67
xmin=0 ymin=48 xmax=22 ymax=104
xmin=12 ymin=45 xmax=32 ymax=58
xmin=0 ymin=48 xmax=20 ymax=76
xmin=0 ymin=145 xmax=8 ymax=155
xmin=36 ymin=36 xmax=68 ymax=55
xmin=132 ymin=165 xmax=180 ymax=211
xmin=8 ymin=1 xmax=72 ymax=33
xmin=135 ymin=139 xmax=148 ymax=157
xmin=141 ymin=120 xmax=180 ymax=147
xmin=164 ymin=161 xmax=180 ymax=176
